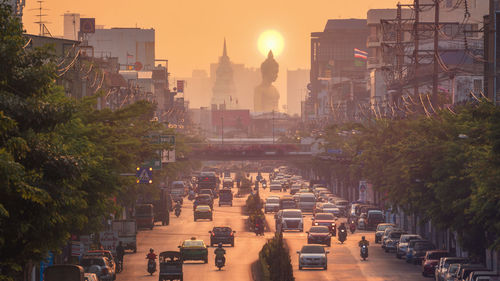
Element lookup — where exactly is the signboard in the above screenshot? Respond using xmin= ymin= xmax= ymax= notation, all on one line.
xmin=136 ymin=166 xmax=153 ymax=184
xmin=80 ymin=18 xmax=95 ymax=34
xmin=162 ymin=149 xmax=175 ymax=163
xmin=71 ymin=240 xmax=83 ymax=257
xmin=359 ymin=180 xmax=367 ymax=203
xmin=39 ymin=252 xmax=54 ymax=281
xmin=327 ymin=148 xmax=343 ymax=155
xmin=99 ymin=231 xmax=119 ymax=255
xmin=176 ymin=80 xmax=185 ymax=93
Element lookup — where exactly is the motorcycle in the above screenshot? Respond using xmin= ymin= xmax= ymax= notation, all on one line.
xmin=254 ymin=222 xmax=264 ymax=236
xmin=338 ymin=228 xmax=347 ymax=244
xmin=215 ymin=256 xmax=225 ymax=270
xmin=360 ymin=245 xmax=369 ymax=261
xmin=147 ymin=259 xmax=156 ymax=275
xmin=349 ymin=221 xmax=356 ymax=234
xmin=174 ymin=207 xmax=181 ymax=217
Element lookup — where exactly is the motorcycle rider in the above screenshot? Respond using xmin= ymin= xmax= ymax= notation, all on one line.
xmin=338 ymin=222 xmax=347 ymax=233
xmin=358 ymin=236 xmax=370 ymax=247
xmin=214 ymin=243 xmax=226 ymax=265
xmin=174 ymin=201 xmax=182 ymax=212
xmin=115 ymin=241 xmax=125 ymax=271
xmin=254 ymin=216 xmax=264 ymax=235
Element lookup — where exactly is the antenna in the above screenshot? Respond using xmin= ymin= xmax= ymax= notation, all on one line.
xmin=31 ymin=0 xmax=51 ymax=36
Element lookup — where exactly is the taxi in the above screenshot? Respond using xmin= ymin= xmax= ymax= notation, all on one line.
xmin=178 ymin=237 xmax=208 ymax=263
xmin=194 ymin=205 xmax=213 ymax=221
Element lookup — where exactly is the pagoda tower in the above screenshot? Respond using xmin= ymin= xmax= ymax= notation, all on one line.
xmin=211 ymin=39 xmax=237 ymax=109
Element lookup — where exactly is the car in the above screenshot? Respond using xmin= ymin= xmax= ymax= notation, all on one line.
xmin=269 ymin=183 xmax=282 ymax=191
xmin=316 ymin=203 xmax=340 ymax=217
xmin=193 ymin=194 xmax=213 ymax=210
xmin=84 ymin=250 xmax=116 ymax=272
xmin=276 ymin=209 xmax=304 ymax=232
xmin=84 ymin=273 xmax=99 ymax=281
xmin=298 ymin=193 xmax=316 ymax=212
xmin=421 ymin=250 xmax=450 ymax=277
xmin=381 ymin=227 xmax=401 ymax=248
xmin=366 ymin=210 xmax=385 ymax=230
xmin=396 ymin=234 xmax=422 ymax=259
xmin=194 ymin=205 xmax=213 ymax=221
xmin=444 ymin=263 xmax=461 ymax=281
xmin=198 ymin=189 xmax=215 ymax=199
xmin=307 ymin=226 xmax=331 ymax=246
xmin=333 ymin=199 xmax=349 ymax=216
xmin=383 ymin=229 xmax=406 ymax=252
xmin=297 ymin=245 xmax=329 ymax=270
xmin=178 ymin=237 xmax=208 ymax=263
xmin=312 ymin=213 xmax=337 ymax=235
xmin=290 ymin=184 xmax=302 ymax=195
xmin=80 ymin=256 xmax=115 ymax=281
xmin=455 ymin=264 xmax=488 ymax=281
xmin=264 ymin=197 xmax=280 ymax=213
xmin=406 ymin=240 xmax=434 ymax=264
xmin=209 ymin=226 xmax=235 ymax=247
xmin=279 ymin=195 xmax=297 ymax=210
xmin=466 ymin=271 xmax=500 ymax=281
xmin=435 ymin=257 xmax=469 ymax=281
xmin=218 ymin=189 xmax=233 ymax=206
xmin=375 ymin=223 xmax=395 ymax=243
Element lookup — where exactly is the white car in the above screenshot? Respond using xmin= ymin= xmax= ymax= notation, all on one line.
xmin=276 ymin=209 xmax=303 ymax=232
xmin=297 ymin=245 xmax=329 ymax=270
xmin=269 ymin=183 xmax=282 ymax=191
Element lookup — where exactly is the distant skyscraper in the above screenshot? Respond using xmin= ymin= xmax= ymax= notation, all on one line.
xmin=287 ymin=69 xmax=309 ymax=116
xmin=182 ymin=69 xmax=211 ymax=109
xmin=211 ymin=39 xmax=237 ymax=108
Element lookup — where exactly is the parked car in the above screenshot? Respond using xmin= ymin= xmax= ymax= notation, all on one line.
xmin=306 ymin=226 xmax=331 ymax=246
xmin=455 ymin=264 xmax=489 ymax=281
xmin=178 ymin=237 xmax=208 ymax=263
xmin=312 ymin=213 xmax=337 ymax=235
xmin=45 ymin=265 xmax=84 ymax=281
xmin=406 ymin=240 xmax=434 ymax=264
xmin=80 ymin=256 xmax=115 ymax=281
xmin=375 ymin=223 xmax=395 ymax=243
xmin=384 ymin=229 xmax=406 ymax=252
xmin=84 ymin=250 xmax=116 ymax=277
xmin=435 ymin=257 xmax=469 ymax=281
xmin=276 ymin=209 xmax=304 ymax=232
xmin=194 ymin=205 xmax=213 ymax=221
xmin=444 ymin=263 xmax=462 ymax=281
xmin=297 ymin=245 xmax=329 ymax=270
xmin=209 ymin=226 xmax=235 ymax=247
xmin=466 ymin=271 xmax=500 ymax=281
xmin=421 ymin=250 xmax=450 ymax=277
xmin=396 ymin=234 xmax=422 ymax=259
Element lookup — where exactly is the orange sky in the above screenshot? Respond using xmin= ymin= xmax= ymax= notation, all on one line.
xmin=23 ymin=0 xmax=410 ymax=78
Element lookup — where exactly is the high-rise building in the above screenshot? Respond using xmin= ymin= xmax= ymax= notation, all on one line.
xmin=86 ymin=27 xmax=155 ymax=70
xmin=63 ymin=13 xmax=80 ymax=41
xmin=182 ymin=70 xmax=212 ymax=109
xmin=287 ymin=69 xmax=309 ymax=116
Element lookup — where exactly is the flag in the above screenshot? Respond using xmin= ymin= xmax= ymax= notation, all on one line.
xmin=354 ymin=48 xmax=368 ymax=60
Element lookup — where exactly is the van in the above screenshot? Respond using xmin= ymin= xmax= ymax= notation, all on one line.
xmin=276 ymin=209 xmax=304 ymax=232
xmin=135 ymin=204 xmax=154 ymax=230
xmin=170 ymin=181 xmax=186 ymax=202
xmin=366 ymin=210 xmax=385 ymax=230
xmin=298 ymin=193 xmax=316 ymax=212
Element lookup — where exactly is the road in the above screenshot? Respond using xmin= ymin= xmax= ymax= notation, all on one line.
xmin=117 ymin=187 xmax=269 ymax=281
xmin=117 ymin=172 xmax=428 ymax=281
xmin=260 ymin=186 xmax=428 ymax=281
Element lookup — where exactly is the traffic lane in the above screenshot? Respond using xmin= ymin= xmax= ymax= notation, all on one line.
xmin=118 ymin=191 xmax=266 ymax=281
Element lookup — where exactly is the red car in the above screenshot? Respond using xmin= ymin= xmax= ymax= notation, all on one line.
xmin=421 ymin=250 xmax=450 ymax=277
xmin=312 ymin=213 xmax=337 ymax=236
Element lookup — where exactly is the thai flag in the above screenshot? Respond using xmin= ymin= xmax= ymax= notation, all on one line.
xmin=354 ymin=48 xmax=368 ymax=60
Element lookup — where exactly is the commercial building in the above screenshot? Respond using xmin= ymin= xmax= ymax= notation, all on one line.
xmin=287 ymin=69 xmax=309 ymax=116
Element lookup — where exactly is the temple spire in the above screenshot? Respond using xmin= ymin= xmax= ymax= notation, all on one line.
xmin=223 ymin=38 xmax=227 ymax=57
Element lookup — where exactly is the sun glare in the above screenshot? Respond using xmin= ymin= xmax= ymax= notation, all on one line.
xmin=258 ymin=30 xmax=284 ymax=57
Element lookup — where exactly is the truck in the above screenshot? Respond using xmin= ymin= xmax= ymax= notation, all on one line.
xmin=135 ymin=204 xmax=154 ymax=230
xmin=197 ymin=172 xmax=218 ymax=192
xmin=170 ymin=181 xmax=186 ymax=203
xmin=112 ymin=220 xmax=137 ymax=253
xmin=154 ymin=188 xmax=171 ymax=226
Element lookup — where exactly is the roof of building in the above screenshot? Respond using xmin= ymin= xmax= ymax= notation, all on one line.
xmin=324 ymin=19 xmax=367 ymax=31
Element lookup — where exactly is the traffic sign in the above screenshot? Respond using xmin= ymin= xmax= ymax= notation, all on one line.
xmin=136 ymin=166 xmax=153 ymax=184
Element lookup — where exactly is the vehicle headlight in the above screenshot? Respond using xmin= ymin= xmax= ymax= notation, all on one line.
xmin=314 ymin=222 xmax=318 ymax=226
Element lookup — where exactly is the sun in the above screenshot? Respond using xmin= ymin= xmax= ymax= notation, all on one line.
xmin=258 ymin=30 xmax=284 ymax=57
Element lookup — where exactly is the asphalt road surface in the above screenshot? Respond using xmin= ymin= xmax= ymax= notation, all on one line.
xmin=117 ymin=172 xmax=428 ymax=281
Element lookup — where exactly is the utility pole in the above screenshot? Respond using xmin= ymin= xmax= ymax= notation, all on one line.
xmin=221 ymin=108 xmax=224 ymax=145
xmin=414 ymin=0 xmax=420 ymax=96
xmin=432 ymin=0 xmax=440 ymax=107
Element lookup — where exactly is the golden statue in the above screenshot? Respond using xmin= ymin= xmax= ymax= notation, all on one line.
xmin=254 ymin=51 xmax=279 ymax=112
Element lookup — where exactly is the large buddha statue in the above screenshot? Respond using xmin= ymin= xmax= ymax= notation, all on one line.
xmin=254 ymin=51 xmax=279 ymax=112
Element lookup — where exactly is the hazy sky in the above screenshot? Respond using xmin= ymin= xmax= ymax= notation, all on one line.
xmin=23 ymin=0 xmax=409 ymax=79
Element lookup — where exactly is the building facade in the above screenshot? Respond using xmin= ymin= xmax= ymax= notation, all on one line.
xmin=287 ymin=69 xmax=310 ymax=116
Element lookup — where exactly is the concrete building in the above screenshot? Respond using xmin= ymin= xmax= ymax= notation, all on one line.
xmin=63 ymin=13 xmax=80 ymax=41
xmin=86 ymin=27 xmax=155 ymax=70
xmin=182 ymin=70 xmax=212 ymax=109
xmin=287 ymin=69 xmax=310 ymax=116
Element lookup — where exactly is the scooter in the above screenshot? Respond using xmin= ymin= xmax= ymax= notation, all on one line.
xmin=174 ymin=207 xmax=181 ymax=217
xmin=349 ymin=221 xmax=356 ymax=234
xmin=360 ymin=245 xmax=369 ymax=261
xmin=215 ymin=256 xmax=225 ymax=270
xmin=338 ymin=228 xmax=347 ymax=244
xmin=147 ymin=259 xmax=156 ymax=275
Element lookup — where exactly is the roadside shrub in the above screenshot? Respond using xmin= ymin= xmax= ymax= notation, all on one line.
xmin=258 ymin=233 xmax=294 ymax=281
